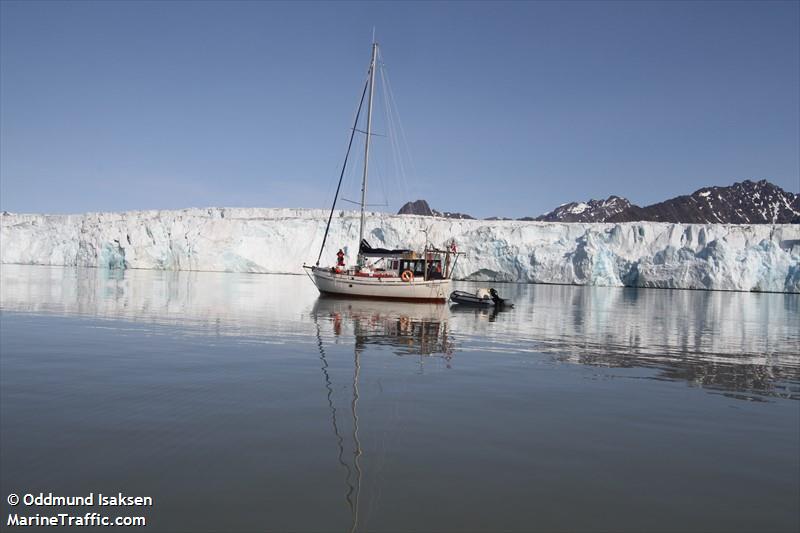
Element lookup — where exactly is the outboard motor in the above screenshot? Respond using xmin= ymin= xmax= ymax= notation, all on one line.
xmin=489 ymin=288 xmax=502 ymax=305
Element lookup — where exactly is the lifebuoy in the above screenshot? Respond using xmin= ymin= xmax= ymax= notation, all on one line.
xmin=401 ymin=270 xmax=414 ymax=282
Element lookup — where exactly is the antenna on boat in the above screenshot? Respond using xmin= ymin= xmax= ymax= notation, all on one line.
xmin=357 ymin=36 xmax=378 ymax=268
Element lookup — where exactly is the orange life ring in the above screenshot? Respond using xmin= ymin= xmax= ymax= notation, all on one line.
xmin=401 ymin=270 xmax=414 ymax=282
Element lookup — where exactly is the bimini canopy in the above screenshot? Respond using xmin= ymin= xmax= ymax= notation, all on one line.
xmin=359 ymin=239 xmax=411 ymax=257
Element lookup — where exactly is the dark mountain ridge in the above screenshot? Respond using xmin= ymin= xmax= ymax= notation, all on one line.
xmin=397 ymin=199 xmax=474 ymax=220
xmin=531 ymin=195 xmax=632 ymax=223
xmin=605 ymin=180 xmax=799 ymax=224
xmin=398 ymin=179 xmax=799 ymax=224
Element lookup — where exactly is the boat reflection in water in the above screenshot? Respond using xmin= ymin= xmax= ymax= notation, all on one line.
xmin=310 ymin=297 xmax=452 ymax=532
xmin=312 ymin=296 xmax=453 ymax=359
xmin=448 ymin=301 xmax=512 ymax=323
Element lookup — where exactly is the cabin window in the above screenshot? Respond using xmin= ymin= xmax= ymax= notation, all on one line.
xmin=391 ymin=260 xmax=398 ymax=270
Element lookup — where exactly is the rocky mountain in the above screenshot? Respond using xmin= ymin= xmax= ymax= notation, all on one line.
xmin=398 ymin=199 xmax=435 ymax=216
xmin=399 ymin=180 xmax=798 ymax=224
xmin=534 ymin=179 xmax=799 ymax=224
xmin=608 ymin=180 xmax=799 ymax=224
xmin=398 ymin=199 xmax=474 ymax=219
xmin=533 ymin=196 xmax=632 ymax=223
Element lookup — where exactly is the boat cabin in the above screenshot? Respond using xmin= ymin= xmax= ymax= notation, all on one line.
xmin=333 ymin=239 xmax=457 ymax=281
xmin=389 ymin=258 xmax=444 ymax=279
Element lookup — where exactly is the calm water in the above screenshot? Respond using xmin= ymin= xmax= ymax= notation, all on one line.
xmin=1 ymin=265 xmax=798 ymax=532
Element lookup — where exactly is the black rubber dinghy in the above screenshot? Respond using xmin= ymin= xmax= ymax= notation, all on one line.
xmin=449 ymin=288 xmax=513 ymax=308
xmin=450 ymin=290 xmax=495 ymax=307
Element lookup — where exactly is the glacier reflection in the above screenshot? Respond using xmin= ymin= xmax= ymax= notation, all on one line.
xmin=1 ymin=265 xmax=797 ymax=399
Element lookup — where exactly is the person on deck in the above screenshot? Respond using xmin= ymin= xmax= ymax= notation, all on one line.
xmin=336 ymin=249 xmax=345 ymax=267
xmin=428 ymin=261 xmax=443 ymax=280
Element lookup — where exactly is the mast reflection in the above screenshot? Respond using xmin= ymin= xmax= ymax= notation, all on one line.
xmin=310 ymin=297 xmax=453 ymax=532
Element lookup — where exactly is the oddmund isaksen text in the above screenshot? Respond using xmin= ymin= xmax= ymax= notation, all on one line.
xmin=23 ymin=493 xmax=152 ymax=506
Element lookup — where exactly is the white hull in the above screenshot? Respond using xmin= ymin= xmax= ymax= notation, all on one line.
xmin=310 ymin=267 xmax=450 ymax=301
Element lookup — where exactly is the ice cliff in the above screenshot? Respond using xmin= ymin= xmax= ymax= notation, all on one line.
xmin=1 ymin=208 xmax=798 ymax=293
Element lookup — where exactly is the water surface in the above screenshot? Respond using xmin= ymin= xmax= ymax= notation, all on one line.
xmin=1 ymin=265 xmax=798 ymax=532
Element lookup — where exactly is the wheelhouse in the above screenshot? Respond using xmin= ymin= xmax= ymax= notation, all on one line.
xmin=357 ymin=245 xmax=457 ymax=281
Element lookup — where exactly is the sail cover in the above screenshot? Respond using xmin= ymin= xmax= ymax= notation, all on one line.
xmin=359 ymin=239 xmax=411 ymax=257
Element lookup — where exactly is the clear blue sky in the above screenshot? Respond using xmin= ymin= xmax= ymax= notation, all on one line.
xmin=1 ymin=0 xmax=798 ymax=218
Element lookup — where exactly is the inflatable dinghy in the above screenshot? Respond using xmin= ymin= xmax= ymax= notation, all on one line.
xmin=449 ymin=288 xmax=513 ymax=308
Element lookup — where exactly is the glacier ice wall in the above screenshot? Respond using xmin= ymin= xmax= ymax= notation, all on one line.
xmin=1 ymin=208 xmax=798 ymax=293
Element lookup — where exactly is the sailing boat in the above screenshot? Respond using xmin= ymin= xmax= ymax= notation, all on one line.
xmin=303 ymin=39 xmax=461 ymax=302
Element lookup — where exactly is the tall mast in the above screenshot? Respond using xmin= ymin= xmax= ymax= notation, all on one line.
xmin=357 ymin=40 xmax=378 ymax=267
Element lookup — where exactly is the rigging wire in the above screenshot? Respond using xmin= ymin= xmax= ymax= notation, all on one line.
xmin=316 ymin=68 xmax=371 ymax=266
xmin=371 ymin=142 xmax=391 ymax=211
xmin=377 ymin=59 xmax=407 ymax=210
xmin=350 ymin=345 xmax=364 ymax=533
xmin=382 ymin=54 xmax=419 ymax=180
xmin=313 ymin=313 xmax=357 ymax=516
xmin=379 ymin=49 xmax=417 ymax=206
